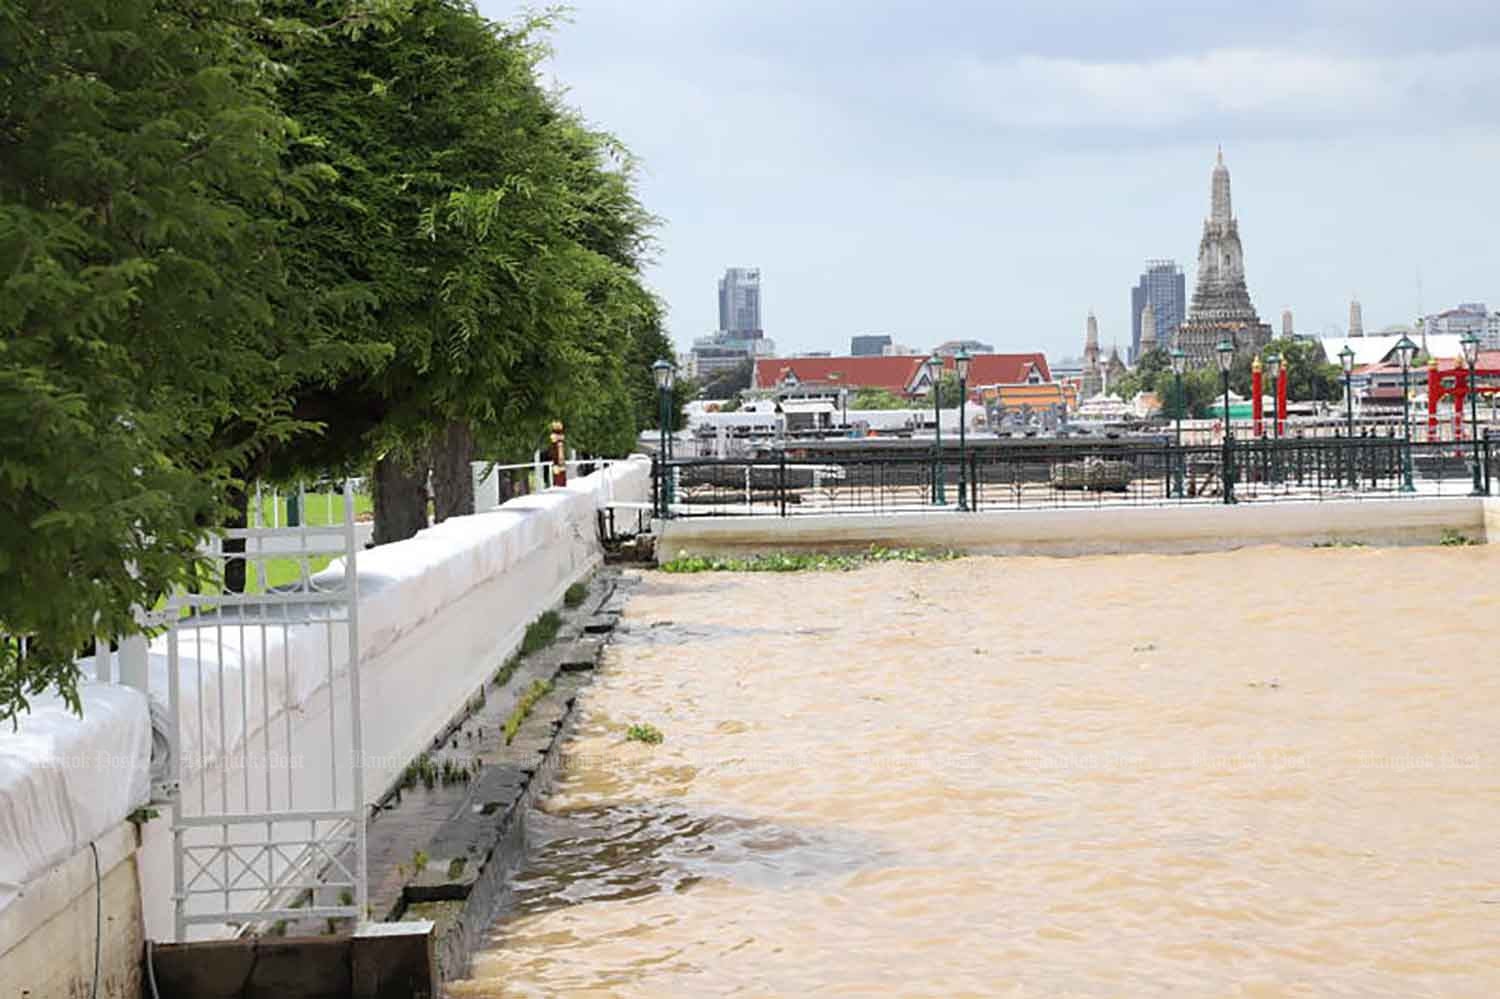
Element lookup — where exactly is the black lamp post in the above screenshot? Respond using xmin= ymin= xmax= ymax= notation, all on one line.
xmin=1338 ymin=345 xmax=1355 ymax=489
xmin=1394 ymin=334 xmax=1417 ymax=492
xmin=1462 ymin=331 xmax=1484 ymax=494
xmin=652 ymin=359 xmax=674 ymax=515
xmin=838 ymin=387 xmax=849 ymax=435
xmin=955 ymin=348 xmax=971 ymax=511
xmin=1171 ymin=347 xmax=1186 ymax=498
xmin=1265 ymin=351 xmax=1281 ymax=484
xmin=1217 ymin=339 xmax=1236 ymax=504
xmin=926 ymin=353 xmax=946 ymax=505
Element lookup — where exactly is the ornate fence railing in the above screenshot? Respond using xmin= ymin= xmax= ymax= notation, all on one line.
xmin=652 ymin=435 xmax=1493 ymax=518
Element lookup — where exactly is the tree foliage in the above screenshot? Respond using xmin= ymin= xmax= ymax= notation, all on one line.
xmin=851 ymin=388 xmax=909 ymax=410
xmin=0 ymin=0 xmax=665 ymax=721
xmin=0 ymin=0 xmax=367 ymax=721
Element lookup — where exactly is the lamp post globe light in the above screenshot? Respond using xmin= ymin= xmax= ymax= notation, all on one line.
xmin=954 ymin=348 xmax=971 ymax=511
xmin=652 ymin=359 xmax=674 ymax=514
xmin=1171 ymin=348 xmax=1186 ymax=499
xmin=1216 ymin=339 xmax=1236 ymax=504
xmin=1461 ymin=331 xmax=1485 ymax=494
xmin=1393 ymin=334 xmax=1417 ymax=492
xmin=926 ymin=353 xmax=946 ymax=505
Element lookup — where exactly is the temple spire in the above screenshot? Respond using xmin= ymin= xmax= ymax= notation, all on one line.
xmin=1211 ymin=148 xmax=1232 ymax=224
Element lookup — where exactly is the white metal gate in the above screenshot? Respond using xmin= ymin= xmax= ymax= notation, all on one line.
xmin=165 ymin=483 xmax=366 ymax=940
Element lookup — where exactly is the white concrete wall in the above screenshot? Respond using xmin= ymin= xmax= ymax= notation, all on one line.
xmin=0 ymin=823 xmax=142 ymax=999
xmin=1484 ymin=497 xmax=1500 ymax=543
xmin=658 ymin=497 xmax=1491 ymax=559
xmin=2 ymin=458 xmax=650 ymax=993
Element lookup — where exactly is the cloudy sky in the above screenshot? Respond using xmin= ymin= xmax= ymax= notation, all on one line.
xmin=476 ymin=0 xmax=1500 ymax=361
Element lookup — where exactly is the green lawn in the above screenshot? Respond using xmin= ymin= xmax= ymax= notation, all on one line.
xmin=251 ymin=487 xmax=373 ymax=528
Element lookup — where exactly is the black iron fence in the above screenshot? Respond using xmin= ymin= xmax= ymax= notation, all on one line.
xmin=652 ymin=434 xmax=1493 ymax=517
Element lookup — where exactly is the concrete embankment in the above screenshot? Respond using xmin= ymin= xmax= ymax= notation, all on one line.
xmin=658 ymin=496 xmax=1500 ymax=559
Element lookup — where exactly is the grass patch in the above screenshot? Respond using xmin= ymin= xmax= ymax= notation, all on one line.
xmin=1441 ymin=528 xmax=1480 ymax=547
xmin=492 ymin=654 xmax=520 ymax=688
xmin=564 ymin=581 xmax=590 ymax=608
xmin=520 ymin=611 xmax=562 ymax=656
xmin=503 ymin=679 xmax=552 ymax=744
xmin=625 ymin=722 xmax=663 ymax=745
xmin=660 ymin=546 xmax=961 ymax=574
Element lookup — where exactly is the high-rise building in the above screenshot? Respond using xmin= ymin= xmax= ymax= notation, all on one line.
xmin=1281 ymin=308 xmax=1294 ymax=338
xmin=1130 ymin=260 xmax=1186 ymax=362
xmin=1348 ymin=297 xmax=1364 ymax=338
xmin=851 ymin=334 xmax=892 ymax=356
xmin=717 ymin=267 xmax=762 ymax=334
xmin=1174 ymin=149 xmax=1273 ymax=368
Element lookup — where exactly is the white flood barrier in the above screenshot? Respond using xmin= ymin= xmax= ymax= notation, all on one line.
xmin=0 ymin=457 xmax=651 ymax=995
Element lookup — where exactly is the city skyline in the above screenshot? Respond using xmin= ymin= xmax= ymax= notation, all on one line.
xmin=495 ymin=0 xmax=1500 ymax=360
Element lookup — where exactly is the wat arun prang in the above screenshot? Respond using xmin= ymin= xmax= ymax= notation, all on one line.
xmin=1173 ymin=149 xmax=1272 ymax=368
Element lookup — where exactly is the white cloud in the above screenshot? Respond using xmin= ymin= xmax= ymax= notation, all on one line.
xmin=948 ymin=47 xmax=1500 ymax=129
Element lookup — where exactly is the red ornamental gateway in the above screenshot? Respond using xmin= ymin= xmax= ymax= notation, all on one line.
xmin=1426 ymin=353 xmax=1500 ymax=440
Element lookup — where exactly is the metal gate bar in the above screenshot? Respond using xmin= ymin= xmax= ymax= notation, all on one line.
xmin=167 ymin=482 xmax=365 ymax=939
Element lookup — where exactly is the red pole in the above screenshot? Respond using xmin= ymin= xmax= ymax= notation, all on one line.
xmin=1276 ymin=361 xmax=1288 ymax=436
xmin=1427 ymin=358 xmax=1440 ymax=441
xmin=550 ymin=420 xmax=567 ymax=486
xmin=1455 ymin=371 xmax=1466 ymax=441
xmin=1251 ymin=357 xmax=1264 ymax=438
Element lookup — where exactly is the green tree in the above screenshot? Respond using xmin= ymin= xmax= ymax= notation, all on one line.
xmin=257 ymin=1 xmax=662 ymax=539
xmin=850 ymin=387 xmax=909 ymax=410
xmin=0 ymin=0 xmax=372 ymax=722
xmin=934 ymin=371 xmax=966 ymax=409
xmin=698 ymin=360 xmax=753 ymax=401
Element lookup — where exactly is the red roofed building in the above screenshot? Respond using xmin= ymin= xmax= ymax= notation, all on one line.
xmin=752 ymin=353 xmax=1050 ymax=400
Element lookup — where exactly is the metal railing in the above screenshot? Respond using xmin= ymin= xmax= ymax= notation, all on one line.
xmin=654 ymin=435 xmax=1492 ymax=518
xmin=167 ymin=483 xmax=365 ymax=939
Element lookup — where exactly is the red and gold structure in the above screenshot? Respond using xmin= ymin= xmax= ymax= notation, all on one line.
xmin=549 ymin=420 xmax=567 ymax=487
xmin=1251 ymin=356 xmax=1264 ymax=437
xmin=1427 ymin=352 xmax=1500 ymax=441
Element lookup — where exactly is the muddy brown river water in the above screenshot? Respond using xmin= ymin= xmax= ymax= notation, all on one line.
xmin=451 ymin=545 xmax=1500 ymax=997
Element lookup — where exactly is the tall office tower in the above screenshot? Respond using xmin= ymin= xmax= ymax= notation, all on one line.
xmin=1281 ymin=308 xmax=1294 ymax=337
xmin=1348 ymin=297 xmax=1364 ymax=337
xmin=717 ymin=268 xmax=762 ymax=333
xmin=1130 ymin=260 xmax=1186 ymax=361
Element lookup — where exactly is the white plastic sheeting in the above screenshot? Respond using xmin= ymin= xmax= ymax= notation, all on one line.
xmin=0 ymin=457 xmax=650 ymax=920
xmin=0 ymin=684 xmax=151 ymax=911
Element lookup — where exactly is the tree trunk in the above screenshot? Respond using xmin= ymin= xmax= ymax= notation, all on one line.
xmin=429 ymin=420 xmax=475 ymax=523
xmin=223 ymin=484 xmax=250 ymax=594
xmin=373 ymin=452 xmax=429 ymax=545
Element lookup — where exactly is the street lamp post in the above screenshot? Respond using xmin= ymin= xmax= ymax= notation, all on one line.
xmin=1265 ymin=352 xmax=1281 ymax=484
xmin=652 ymin=359 xmax=674 ymax=516
xmin=1394 ymin=335 xmax=1417 ymax=492
xmin=1461 ymin=332 xmax=1485 ymax=494
xmin=1217 ymin=339 xmax=1236 ymax=504
xmin=839 ymin=387 xmax=849 ymax=435
xmin=1339 ymin=345 xmax=1356 ymax=490
xmin=1171 ymin=348 xmax=1186 ymax=499
xmin=926 ymin=353 xmax=946 ymax=505
xmin=955 ymin=349 xmax=971 ymax=511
